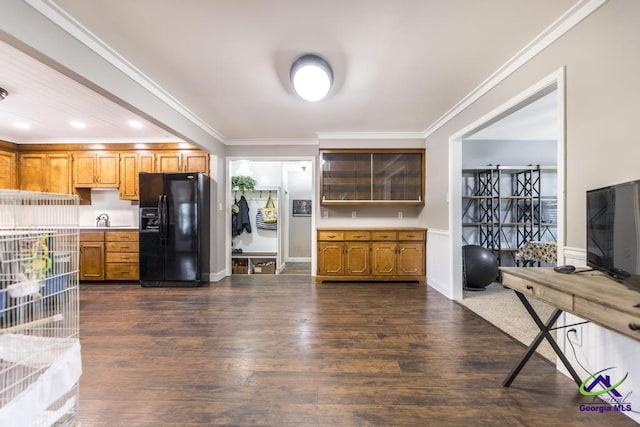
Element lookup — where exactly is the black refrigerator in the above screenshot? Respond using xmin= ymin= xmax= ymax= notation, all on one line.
xmin=139 ymin=172 xmax=210 ymax=287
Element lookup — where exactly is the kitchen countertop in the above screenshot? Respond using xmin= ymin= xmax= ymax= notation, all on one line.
xmin=79 ymin=226 xmax=138 ymax=230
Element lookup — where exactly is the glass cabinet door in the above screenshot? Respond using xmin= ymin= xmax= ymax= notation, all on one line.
xmin=320 ymin=150 xmax=424 ymax=205
xmin=321 ymin=152 xmax=371 ymax=201
xmin=371 ymin=153 xmax=423 ymax=201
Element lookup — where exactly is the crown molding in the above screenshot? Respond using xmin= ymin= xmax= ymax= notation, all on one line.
xmin=226 ymin=138 xmax=319 ymax=146
xmin=26 ymin=0 xmax=226 ymax=143
xmin=422 ymin=0 xmax=607 ymax=138
xmin=317 ymin=132 xmax=425 ymax=140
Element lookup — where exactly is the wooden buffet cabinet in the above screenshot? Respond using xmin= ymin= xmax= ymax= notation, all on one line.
xmin=316 ymin=228 xmax=426 ymax=283
xmin=80 ymin=229 xmax=139 ymax=282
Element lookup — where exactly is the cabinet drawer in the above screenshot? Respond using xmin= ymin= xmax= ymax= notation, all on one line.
xmin=106 ymin=263 xmax=139 ymax=280
xmin=502 ymin=274 xmax=573 ymax=312
xmin=574 ymin=297 xmax=640 ymax=340
xmin=345 ymin=231 xmax=371 ymax=241
xmin=371 ymin=231 xmax=397 ymax=241
xmin=106 ymin=231 xmax=138 ymax=242
xmin=398 ymin=231 xmax=425 ymax=241
xmin=318 ymin=231 xmax=344 ymax=241
xmin=106 ymin=241 xmax=139 ymax=252
xmin=80 ymin=231 xmax=105 ymax=242
xmin=106 ymin=252 xmax=139 ymax=263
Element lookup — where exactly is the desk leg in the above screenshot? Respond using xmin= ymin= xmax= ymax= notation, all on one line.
xmin=502 ymin=291 xmax=582 ymax=387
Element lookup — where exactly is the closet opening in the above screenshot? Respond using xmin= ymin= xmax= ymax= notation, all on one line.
xmin=227 ymin=158 xmax=314 ymax=276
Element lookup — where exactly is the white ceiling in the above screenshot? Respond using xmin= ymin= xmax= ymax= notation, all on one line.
xmin=0 ymin=0 xmax=577 ymax=144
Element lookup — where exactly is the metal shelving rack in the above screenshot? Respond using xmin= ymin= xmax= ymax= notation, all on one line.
xmin=462 ymin=165 xmax=557 ymax=267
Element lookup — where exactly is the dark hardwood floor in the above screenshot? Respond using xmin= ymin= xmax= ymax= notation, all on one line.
xmin=78 ymin=276 xmax=635 ymax=426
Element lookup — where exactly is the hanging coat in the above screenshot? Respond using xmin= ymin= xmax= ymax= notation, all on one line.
xmin=233 ymin=195 xmax=252 ymax=236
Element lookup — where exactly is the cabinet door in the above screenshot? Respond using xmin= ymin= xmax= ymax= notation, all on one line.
xmin=74 ymin=153 xmax=97 ymax=186
xmin=371 ymin=242 xmax=397 ymax=275
xmin=344 ymin=241 xmax=369 ymax=275
xmin=96 ymin=153 xmax=119 ymax=186
xmin=47 ymin=154 xmax=72 ymax=194
xmin=19 ymin=153 xmax=47 ymax=191
xmin=0 ymin=150 xmax=16 ymax=189
xmin=119 ymin=153 xmax=138 ymax=200
xmin=183 ymin=151 xmax=209 ymax=174
xmin=318 ymin=242 xmax=344 ymax=275
xmin=155 ymin=152 xmax=182 ymax=173
xmin=138 ymin=152 xmax=155 ymax=173
xmin=80 ymin=242 xmax=105 ymax=281
xmin=397 ymin=242 xmax=424 ymax=275
xmin=371 ymin=153 xmax=423 ymax=202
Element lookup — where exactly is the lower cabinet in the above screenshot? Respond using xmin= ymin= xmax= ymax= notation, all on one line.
xmin=105 ymin=231 xmax=139 ymax=281
xmin=80 ymin=229 xmax=139 ymax=282
xmin=316 ymin=228 xmax=426 ymax=283
xmin=79 ymin=232 xmax=105 ymax=281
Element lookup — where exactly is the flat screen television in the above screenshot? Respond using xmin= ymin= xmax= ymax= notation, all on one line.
xmin=586 ymin=179 xmax=640 ymax=290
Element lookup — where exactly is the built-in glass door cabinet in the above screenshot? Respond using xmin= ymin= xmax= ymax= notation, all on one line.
xmin=320 ymin=149 xmax=424 ymax=205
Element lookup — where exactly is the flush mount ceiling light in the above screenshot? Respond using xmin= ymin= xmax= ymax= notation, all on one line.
xmin=290 ymin=54 xmax=333 ymax=102
xmin=0 ymin=87 xmax=8 ymax=101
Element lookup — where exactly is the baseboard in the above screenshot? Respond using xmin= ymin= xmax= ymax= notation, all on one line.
xmin=207 ymin=269 xmax=227 ymax=283
xmin=427 ymin=277 xmax=453 ymax=300
xmin=285 ymin=257 xmax=311 ymax=262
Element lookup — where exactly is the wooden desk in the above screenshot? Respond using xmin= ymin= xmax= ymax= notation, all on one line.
xmin=500 ymin=267 xmax=640 ymax=387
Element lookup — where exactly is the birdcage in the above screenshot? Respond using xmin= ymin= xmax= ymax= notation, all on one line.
xmin=0 ymin=190 xmax=80 ymax=426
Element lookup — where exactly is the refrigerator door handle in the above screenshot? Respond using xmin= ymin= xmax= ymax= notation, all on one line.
xmin=157 ymin=195 xmax=164 ymax=247
xmin=162 ymin=195 xmax=169 ymax=246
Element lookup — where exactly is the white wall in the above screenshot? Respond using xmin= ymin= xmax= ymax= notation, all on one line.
xmin=78 ymin=189 xmax=138 ymax=227
xmin=462 ymin=139 xmax=557 ymax=168
xmin=287 ymin=166 xmax=313 ymax=259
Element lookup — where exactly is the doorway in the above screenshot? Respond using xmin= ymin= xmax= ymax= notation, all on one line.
xmin=227 ymin=157 xmax=315 ymax=276
xmin=449 ymin=69 xmax=566 ymax=301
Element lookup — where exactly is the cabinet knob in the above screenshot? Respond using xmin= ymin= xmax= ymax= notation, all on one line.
xmin=328 ymin=234 xmax=336 ymax=238
xmin=629 ymin=323 xmax=640 ymax=331
xmin=381 ymin=234 xmax=390 ymax=239
xmin=354 ymin=234 xmax=363 ymax=238
xmin=526 ymin=285 xmax=534 ymax=291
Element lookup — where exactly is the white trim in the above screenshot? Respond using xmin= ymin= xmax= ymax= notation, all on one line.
xmin=426 ymin=228 xmax=449 ymax=237
xmin=285 ymin=257 xmax=312 ymax=263
xmin=226 ymin=138 xmax=318 ymax=146
xmin=27 ymin=0 xmax=226 ymax=143
xmin=426 ymin=228 xmax=455 ymax=299
xmin=423 ymin=0 xmax=606 ymax=138
xmin=208 ymin=270 xmax=227 ymax=283
xmin=317 ymin=132 xmax=426 ymax=140
xmin=563 ymin=246 xmax=587 ymax=264
xmin=448 ymin=68 xmax=566 ymax=301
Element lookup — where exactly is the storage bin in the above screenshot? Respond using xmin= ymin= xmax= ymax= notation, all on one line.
xmin=253 ymin=262 xmax=275 ymax=274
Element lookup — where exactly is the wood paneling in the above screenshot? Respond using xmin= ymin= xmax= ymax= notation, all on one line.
xmin=76 ymin=277 xmax=633 ymax=426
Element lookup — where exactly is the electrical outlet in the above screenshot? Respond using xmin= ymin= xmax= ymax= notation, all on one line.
xmin=398 ymin=211 xmax=403 ymax=219
xmin=323 ymin=210 xmax=328 ymax=219
xmin=569 ymin=326 xmax=583 ymax=347
xmin=352 ymin=211 xmax=357 ymax=219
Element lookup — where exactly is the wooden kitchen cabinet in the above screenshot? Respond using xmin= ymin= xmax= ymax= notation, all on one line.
xmin=0 ymin=149 xmax=16 ymax=189
xmin=19 ymin=153 xmax=72 ymax=194
xmin=80 ymin=231 xmax=105 ymax=281
xmin=105 ymin=231 xmax=139 ymax=280
xmin=320 ymin=149 xmax=424 ymax=206
xmin=119 ymin=153 xmax=138 ymax=200
xmin=155 ymin=151 xmax=209 ymax=175
xmin=316 ymin=228 xmax=426 ymax=283
xmin=74 ymin=152 xmax=119 ymax=188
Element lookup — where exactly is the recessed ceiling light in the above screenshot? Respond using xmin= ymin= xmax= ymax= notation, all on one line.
xmin=128 ymin=120 xmax=143 ymax=129
xmin=13 ymin=121 xmax=30 ymax=129
xmin=70 ymin=120 xmax=87 ymax=129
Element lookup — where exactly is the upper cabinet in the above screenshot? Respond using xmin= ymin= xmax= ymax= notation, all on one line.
xmin=19 ymin=153 xmax=72 ymax=194
xmin=320 ymin=149 xmax=425 ymax=206
xmin=0 ymin=149 xmax=17 ymax=189
xmin=74 ymin=152 xmax=119 ymax=188
xmin=155 ymin=151 xmax=209 ymax=174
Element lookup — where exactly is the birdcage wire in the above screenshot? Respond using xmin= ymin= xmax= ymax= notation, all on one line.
xmin=0 ymin=190 xmax=80 ymax=426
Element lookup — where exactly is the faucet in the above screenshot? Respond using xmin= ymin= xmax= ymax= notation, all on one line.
xmin=96 ymin=213 xmax=110 ymax=227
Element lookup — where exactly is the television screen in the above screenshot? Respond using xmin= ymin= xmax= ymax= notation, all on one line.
xmin=587 ymin=179 xmax=640 ymax=289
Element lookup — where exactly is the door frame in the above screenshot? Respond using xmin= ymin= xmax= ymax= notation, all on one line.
xmin=448 ymin=67 xmax=566 ymax=300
